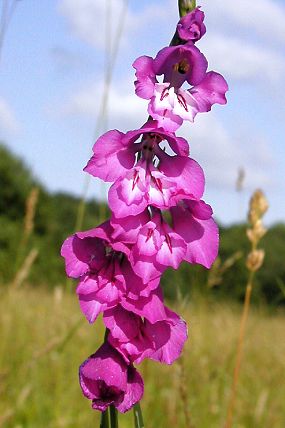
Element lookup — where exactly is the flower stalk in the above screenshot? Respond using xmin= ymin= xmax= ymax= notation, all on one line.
xmin=225 ymin=190 xmax=268 ymax=428
xmin=109 ymin=406 xmax=118 ymax=428
xmin=133 ymin=403 xmax=144 ymax=428
xmin=100 ymin=410 xmax=109 ymax=428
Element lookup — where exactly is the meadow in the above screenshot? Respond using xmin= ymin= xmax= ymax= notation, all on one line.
xmin=1 ymin=286 xmax=284 ymax=428
xmin=1 ymin=142 xmax=285 ymax=428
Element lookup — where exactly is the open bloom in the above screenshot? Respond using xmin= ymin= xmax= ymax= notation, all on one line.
xmin=108 ymin=153 xmax=204 ymax=218
xmin=116 ymin=199 xmax=218 ymax=283
xmin=84 ymin=119 xmax=190 ymax=184
xmin=79 ymin=343 xmax=144 ymax=413
xmin=133 ymin=44 xmax=228 ymax=131
xmin=104 ymin=305 xmax=187 ymax=365
xmin=84 ymin=119 xmax=204 ymax=219
xmin=177 ymin=7 xmax=206 ymax=42
xmin=61 ymin=220 xmax=161 ymax=323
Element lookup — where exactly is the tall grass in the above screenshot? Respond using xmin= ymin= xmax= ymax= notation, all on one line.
xmin=0 ymin=287 xmax=284 ymax=427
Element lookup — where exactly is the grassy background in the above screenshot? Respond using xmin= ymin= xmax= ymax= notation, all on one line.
xmin=1 ymin=286 xmax=284 ymax=428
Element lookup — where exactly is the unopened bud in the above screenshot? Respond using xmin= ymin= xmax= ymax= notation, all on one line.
xmin=246 ymin=249 xmax=265 ymax=272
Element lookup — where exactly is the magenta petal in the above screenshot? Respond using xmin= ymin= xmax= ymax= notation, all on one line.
xmin=77 ymin=282 xmax=107 ymax=323
xmin=190 ymin=71 xmax=228 ymax=113
xmin=172 ymin=201 xmax=219 ymax=268
xmin=79 ymin=296 xmax=105 ymax=324
xmin=185 ymin=199 xmax=213 ymax=220
xmin=105 ymin=306 xmax=162 ymax=365
xmin=116 ymin=367 xmax=144 ymax=413
xmin=148 ymin=97 xmax=183 ymax=132
xmin=154 ymin=44 xmax=207 ymax=87
xmin=103 ymin=306 xmax=141 ymax=342
xmin=148 ymin=308 xmax=188 ymax=364
xmin=77 ymin=274 xmax=121 ymax=323
xmin=130 ymin=247 xmax=165 ymax=284
xmin=133 ymin=55 xmax=156 ymax=100
xmin=121 ymin=258 xmax=160 ymax=297
xmin=122 ymin=287 xmax=166 ymax=323
xmin=61 ymin=233 xmax=105 ymax=278
xmin=84 ymin=130 xmax=136 ymax=182
xmin=108 ymin=169 xmax=147 ymax=218
xmin=162 ymin=133 xmax=189 ymax=157
xmin=111 ymin=210 xmax=150 ymax=244
xmin=136 ymin=221 xmax=162 ymax=256
xmin=61 ymin=235 xmax=89 ymax=278
xmin=79 ymin=343 xmax=127 ymax=411
xmin=156 ymin=230 xmax=187 ymax=269
xmin=177 ymin=7 xmax=206 ymax=42
xmin=159 ymin=153 xmax=205 ymax=200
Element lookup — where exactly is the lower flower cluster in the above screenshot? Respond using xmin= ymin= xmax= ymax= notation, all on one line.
xmin=61 ymin=6 xmax=227 ymax=415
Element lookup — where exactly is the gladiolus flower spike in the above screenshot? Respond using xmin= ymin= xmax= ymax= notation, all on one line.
xmin=61 ymin=2 xmax=227 ymax=426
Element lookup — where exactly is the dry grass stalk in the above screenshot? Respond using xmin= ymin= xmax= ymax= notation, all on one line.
xmin=224 ymin=189 xmax=268 ymax=428
xmin=15 ymin=187 xmax=39 ymax=272
xmin=11 ymin=248 xmax=38 ymax=290
xmin=23 ymin=187 xmax=39 ymax=245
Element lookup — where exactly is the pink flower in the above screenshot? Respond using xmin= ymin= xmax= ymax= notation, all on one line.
xmin=61 ymin=220 xmax=160 ymax=323
xmin=129 ymin=211 xmax=187 ymax=283
xmin=104 ymin=305 xmax=187 ymax=365
xmin=133 ymin=44 xmax=228 ymax=131
xmin=117 ymin=199 xmax=218 ymax=282
xmin=84 ymin=120 xmax=190 ymax=183
xmin=108 ymin=153 xmax=204 ymax=218
xmin=79 ymin=342 xmax=144 ymax=413
xmin=177 ymin=7 xmax=206 ymax=42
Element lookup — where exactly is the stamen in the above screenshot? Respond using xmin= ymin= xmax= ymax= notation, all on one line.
xmin=146 ymin=228 xmax=153 ymax=242
xmin=153 ymin=177 xmax=163 ymax=192
xmin=160 ymin=87 xmax=170 ymax=101
xmin=165 ymin=233 xmax=173 ymax=253
xmin=177 ymin=93 xmax=188 ymax=111
xmin=132 ymin=170 xmax=139 ymax=190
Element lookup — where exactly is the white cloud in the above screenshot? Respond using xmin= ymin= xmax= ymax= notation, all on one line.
xmin=199 ymin=34 xmax=285 ymax=84
xmin=61 ymin=77 xmax=146 ymax=132
xmin=203 ymin=0 xmax=285 ymax=45
xmin=0 ymin=98 xmax=19 ymax=136
xmin=180 ymin=114 xmax=274 ymax=191
xmin=58 ymin=0 xmax=130 ymax=49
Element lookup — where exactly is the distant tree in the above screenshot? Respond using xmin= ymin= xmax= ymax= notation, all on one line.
xmin=0 ymin=143 xmax=35 ymax=219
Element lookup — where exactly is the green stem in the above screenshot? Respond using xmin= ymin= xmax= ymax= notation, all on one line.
xmin=109 ymin=405 xmax=119 ymax=428
xmin=178 ymin=0 xmax=196 ymax=18
xmin=133 ymin=403 xmax=144 ymax=428
xmin=178 ymin=0 xmax=196 ymax=17
xmin=100 ymin=410 xmax=110 ymax=428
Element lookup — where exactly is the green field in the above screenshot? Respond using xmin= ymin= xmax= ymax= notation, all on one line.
xmin=1 ymin=287 xmax=284 ymax=428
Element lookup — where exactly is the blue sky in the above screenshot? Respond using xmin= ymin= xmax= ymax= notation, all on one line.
xmin=0 ymin=0 xmax=284 ymax=226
